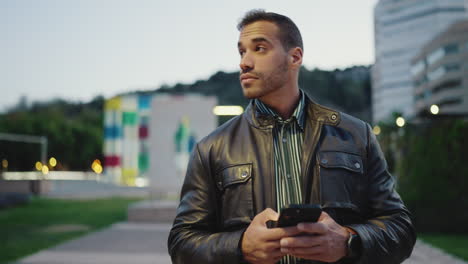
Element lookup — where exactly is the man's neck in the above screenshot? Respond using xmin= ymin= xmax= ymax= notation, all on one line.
xmin=258 ymin=86 xmax=300 ymax=120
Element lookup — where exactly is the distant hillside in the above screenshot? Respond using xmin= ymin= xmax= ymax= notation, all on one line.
xmin=0 ymin=65 xmax=371 ymax=171
xmin=154 ymin=65 xmax=372 ymax=122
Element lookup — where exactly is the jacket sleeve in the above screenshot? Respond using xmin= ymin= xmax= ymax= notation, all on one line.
xmin=167 ymin=143 xmax=245 ymax=264
xmin=346 ymin=124 xmax=416 ymax=264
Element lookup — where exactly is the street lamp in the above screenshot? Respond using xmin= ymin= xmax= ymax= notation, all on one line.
xmin=396 ymin=117 xmax=405 ymax=127
xmin=430 ymin=104 xmax=439 ymax=115
xmin=213 ymin=106 xmax=244 ymax=116
xmin=373 ymin=125 xmax=381 ymax=135
xmin=49 ymin=157 xmax=57 ymax=167
xmin=35 ymin=161 xmax=43 ymax=171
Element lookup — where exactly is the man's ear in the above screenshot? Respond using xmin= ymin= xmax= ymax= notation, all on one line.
xmin=289 ymin=47 xmax=303 ymax=69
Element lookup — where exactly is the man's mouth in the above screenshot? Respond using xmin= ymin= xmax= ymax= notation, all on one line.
xmin=240 ymin=74 xmax=258 ymax=84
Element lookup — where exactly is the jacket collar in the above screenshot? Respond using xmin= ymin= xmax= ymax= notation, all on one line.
xmin=244 ymin=90 xmax=341 ymax=129
xmin=254 ymin=90 xmax=307 ymax=130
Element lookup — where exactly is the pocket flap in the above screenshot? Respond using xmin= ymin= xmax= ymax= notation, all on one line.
xmin=319 ymin=151 xmax=363 ymax=173
xmin=217 ymin=164 xmax=252 ymax=191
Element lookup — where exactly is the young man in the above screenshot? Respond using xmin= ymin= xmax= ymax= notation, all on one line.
xmin=168 ymin=10 xmax=415 ymax=264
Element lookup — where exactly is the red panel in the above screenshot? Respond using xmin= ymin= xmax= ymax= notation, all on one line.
xmin=139 ymin=126 xmax=149 ymax=139
xmin=105 ymin=155 xmax=120 ymax=167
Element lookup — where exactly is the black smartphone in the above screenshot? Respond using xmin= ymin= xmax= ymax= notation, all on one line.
xmin=266 ymin=204 xmax=322 ymax=228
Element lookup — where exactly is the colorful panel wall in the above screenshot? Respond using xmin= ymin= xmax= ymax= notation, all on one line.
xmin=103 ymin=94 xmax=152 ymax=186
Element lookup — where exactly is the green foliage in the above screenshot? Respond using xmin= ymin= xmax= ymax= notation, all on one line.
xmin=0 ymin=197 xmax=141 ymax=264
xmin=379 ymin=119 xmax=468 ymax=233
xmin=299 ymin=66 xmax=371 ymax=121
xmin=419 ymin=233 xmax=468 ymax=261
xmin=0 ymin=97 xmax=103 ymax=171
xmin=158 ymin=66 xmax=372 ymax=123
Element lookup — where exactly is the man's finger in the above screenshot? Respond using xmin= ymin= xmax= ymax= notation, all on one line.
xmin=262 ymin=241 xmax=281 ymax=251
xmin=281 ymin=245 xmax=324 ymax=256
xmin=280 ymin=234 xmax=323 ymax=248
xmin=297 ymin=222 xmax=327 ymax=234
xmin=258 ymin=208 xmax=279 ymax=222
xmin=265 ymin=225 xmax=301 ymax=240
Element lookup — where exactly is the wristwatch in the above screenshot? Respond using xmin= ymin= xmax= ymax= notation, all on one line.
xmin=346 ymin=232 xmax=362 ymax=259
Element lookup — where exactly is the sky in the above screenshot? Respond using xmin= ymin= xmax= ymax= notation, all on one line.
xmin=0 ymin=0 xmax=378 ymax=112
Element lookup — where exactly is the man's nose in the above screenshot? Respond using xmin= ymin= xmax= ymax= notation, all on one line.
xmin=239 ymin=52 xmax=254 ymax=72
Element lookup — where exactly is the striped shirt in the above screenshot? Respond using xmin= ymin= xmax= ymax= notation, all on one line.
xmin=255 ymin=91 xmax=306 ymax=264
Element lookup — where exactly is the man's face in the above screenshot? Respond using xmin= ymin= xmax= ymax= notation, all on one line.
xmin=237 ymin=21 xmax=290 ymax=99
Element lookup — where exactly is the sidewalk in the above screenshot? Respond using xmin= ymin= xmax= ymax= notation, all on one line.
xmin=15 ymin=223 xmax=171 ymax=264
xmin=15 ymin=221 xmax=467 ymax=264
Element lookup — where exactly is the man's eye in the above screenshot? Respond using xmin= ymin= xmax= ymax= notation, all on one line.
xmin=255 ymin=46 xmax=266 ymax=52
xmin=239 ymin=50 xmax=245 ymax=56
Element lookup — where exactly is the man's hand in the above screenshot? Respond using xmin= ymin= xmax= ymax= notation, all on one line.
xmin=242 ymin=208 xmax=300 ymax=264
xmin=279 ymin=211 xmax=350 ymax=262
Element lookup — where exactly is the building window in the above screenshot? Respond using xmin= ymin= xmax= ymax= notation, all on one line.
xmin=445 ymin=63 xmax=460 ymax=72
xmin=443 ymin=43 xmax=459 ymax=54
xmin=433 ymin=80 xmax=462 ymax=94
xmin=438 ymin=98 xmax=462 ymax=107
xmin=427 ymin=66 xmax=445 ymax=81
xmin=427 ymin=63 xmax=460 ymax=82
xmin=427 ymin=48 xmax=444 ymax=65
xmin=411 ymin=60 xmax=426 ymax=76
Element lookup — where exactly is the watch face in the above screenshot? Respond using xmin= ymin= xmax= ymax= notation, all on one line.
xmin=348 ymin=234 xmax=361 ymax=259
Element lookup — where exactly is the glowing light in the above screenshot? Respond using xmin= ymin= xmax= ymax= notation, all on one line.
xmin=1 ymin=159 xmax=8 ymax=169
xmin=373 ymin=126 xmax=381 ymax=135
xmin=91 ymin=160 xmax=103 ymax=174
xmin=49 ymin=157 xmax=57 ymax=167
xmin=41 ymin=165 xmax=49 ymax=175
xmin=135 ymin=177 xmax=148 ymax=187
xmin=213 ymin=106 xmax=244 ymax=116
xmin=35 ymin=161 xmax=43 ymax=171
xmin=396 ymin=117 xmax=405 ymax=127
xmin=430 ymin=104 xmax=439 ymax=115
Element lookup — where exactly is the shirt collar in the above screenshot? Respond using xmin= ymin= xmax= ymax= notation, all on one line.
xmin=255 ymin=90 xmax=306 ymax=130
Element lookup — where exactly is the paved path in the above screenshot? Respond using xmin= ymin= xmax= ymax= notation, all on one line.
xmin=15 ymin=223 xmax=171 ymax=264
xmin=403 ymin=240 xmax=467 ymax=264
xmin=15 ymin=222 xmax=467 ymax=264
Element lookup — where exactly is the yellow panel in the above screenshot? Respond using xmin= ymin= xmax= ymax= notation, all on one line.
xmin=121 ymin=168 xmax=138 ymax=186
xmin=105 ymin=96 xmax=122 ymax=110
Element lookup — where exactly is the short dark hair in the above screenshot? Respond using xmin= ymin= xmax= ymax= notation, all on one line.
xmin=237 ymin=9 xmax=303 ymax=52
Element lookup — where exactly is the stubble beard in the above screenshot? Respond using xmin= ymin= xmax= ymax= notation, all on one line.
xmin=241 ymin=57 xmax=289 ymax=100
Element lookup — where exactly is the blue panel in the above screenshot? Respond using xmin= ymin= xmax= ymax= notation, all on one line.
xmin=104 ymin=126 xmax=122 ymax=139
xmin=138 ymin=95 xmax=151 ymax=109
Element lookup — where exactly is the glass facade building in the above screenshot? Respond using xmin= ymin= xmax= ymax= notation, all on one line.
xmin=411 ymin=20 xmax=468 ymax=117
xmin=372 ymin=0 xmax=468 ymax=123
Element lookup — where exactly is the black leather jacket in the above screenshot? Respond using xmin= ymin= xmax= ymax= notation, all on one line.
xmin=168 ymin=95 xmax=416 ymax=264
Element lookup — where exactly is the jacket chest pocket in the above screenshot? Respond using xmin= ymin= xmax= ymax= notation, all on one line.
xmin=216 ymin=164 xmax=254 ymax=229
xmin=318 ymin=151 xmax=364 ymax=204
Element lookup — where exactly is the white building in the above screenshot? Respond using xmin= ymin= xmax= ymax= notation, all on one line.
xmin=103 ymin=93 xmax=217 ymax=192
xmin=149 ymin=94 xmax=217 ymax=197
xmin=372 ymin=0 xmax=468 ymax=123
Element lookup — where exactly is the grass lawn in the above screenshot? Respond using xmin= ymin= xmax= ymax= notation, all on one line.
xmin=0 ymin=197 xmax=142 ymax=264
xmin=419 ymin=233 xmax=468 ymax=261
